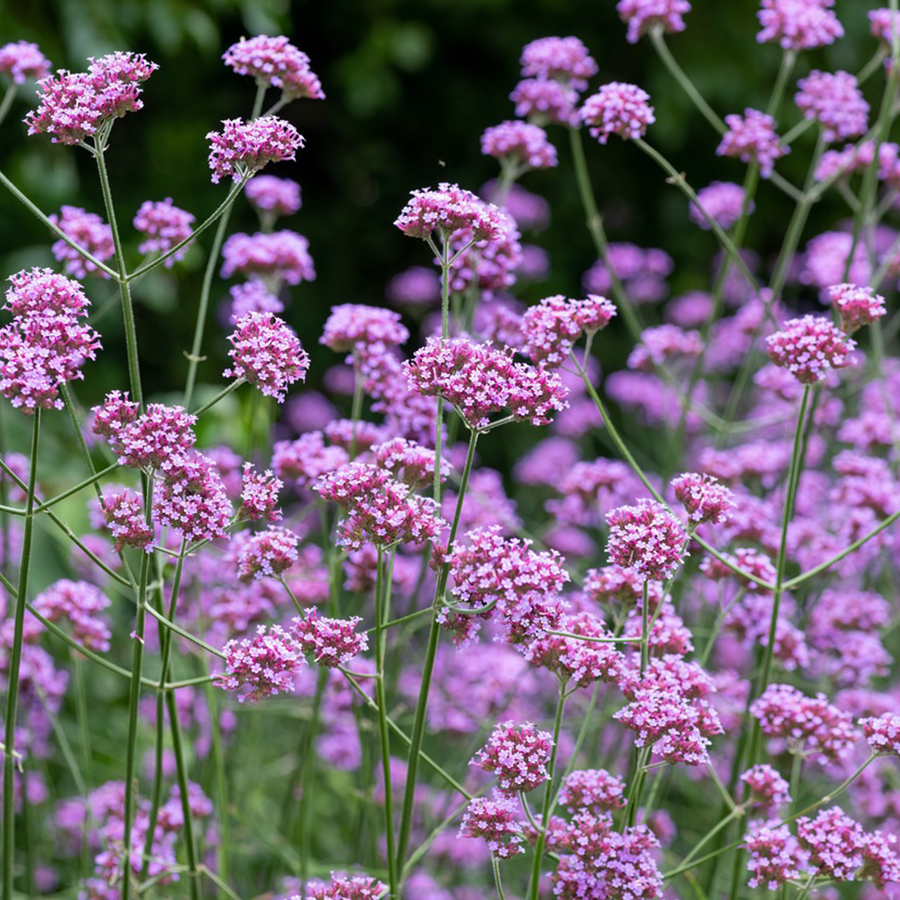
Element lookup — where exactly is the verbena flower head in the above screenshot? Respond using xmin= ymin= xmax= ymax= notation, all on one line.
xmin=627 ymin=324 xmax=703 ymax=371
xmin=827 ymin=283 xmax=886 ymax=334
xmin=133 ymin=198 xmax=194 ymax=265
xmin=4 ymin=268 xmax=90 ymax=319
xmin=766 ymin=315 xmax=856 ymax=384
xmin=0 ymin=41 xmax=51 ymax=84
xmin=100 ymin=489 xmax=153 ymax=553
xmin=795 ymin=70 xmax=868 ymax=143
xmin=690 ymin=181 xmax=751 ymax=230
xmin=405 ymin=336 xmax=568 ymax=429
xmin=206 ymin=116 xmax=304 ymax=184
xmin=226 ymin=280 xmax=283 ymax=321
xmin=717 ymin=109 xmax=788 ymax=178
xmin=222 ymin=35 xmax=324 ymax=100
xmin=95 ymin=400 xmax=195 ymax=471
xmin=860 ymin=712 xmax=900 ymax=756
xmin=300 ymin=873 xmax=387 ymax=900
xmin=740 ymin=764 xmax=791 ymax=812
xmin=480 ymin=120 xmax=558 ymax=169
xmin=617 ymin=0 xmax=692 ymax=43
xmin=239 ymin=463 xmax=282 ymax=522
xmin=394 ymin=183 xmax=504 ymax=242
xmin=220 ymin=231 xmax=316 ymax=284
xmin=236 ymin=526 xmax=299 ymax=581
xmin=472 ymin=720 xmax=553 ymax=793
xmin=745 ymin=820 xmax=806 ymax=890
xmin=272 ymin=432 xmax=350 ymax=488
xmin=757 ymin=0 xmax=844 ymax=49
xmin=606 ymin=499 xmax=688 ymax=580
xmin=510 ymin=77 xmax=580 ymax=126
xmin=26 ymin=51 xmax=158 ymax=144
xmin=32 ymin=579 xmax=111 ymax=652
xmin=671 ymin=473 xmax=735 ymax=525
xmin=372 ymin=437 xmax=450 ymax=488
xmin=871 ymin=8 xmax=900 ymax=43
xmin=224 ymin=311 xmax=310 ymax=402
xmin=750 ymin=683 xmax=858 ymax=764
xmin=521 ymin=294 xmax=616 ymax=367
xmin=796 ymin=807 xmax=865 ymax=882
xmin=246 ymin=175 xmax=302 ymax=218
xmin=580 ymin=83 xmax=655 ymax=143
xmin=519 ymin=36 xmax=598 ymax=90
xmin=320 ymin=304 xmax=409 ymax=353
xmin=155 ymin=453 xmax=232 ymax=543
xmin=293 ymin=611 xmax=368 ymax=667
xmin=559 ymin=769 xmax=626 ymax=813
xmin=459 ymin=791 xmax=525 ymax=858
xmin=216 ymin=623 xmax=303 ymax=702
xmin=49 ymin=206 xmax=114 ymax=280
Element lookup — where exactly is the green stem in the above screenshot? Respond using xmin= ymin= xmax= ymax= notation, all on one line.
xmin=34 ymin=461 xmax=120 ymax=512
xmin=492 ymin=855 xmax=507 ymax=900
xmin=640 ymin=581 xmax=650 ymax=675
xmin=204 ymin=677 xmax=230 ymax=897
xmin=396 ymin=427 xmax=480 ymax=872
xmin=167 ymin=688 xmax=201 ymax=900
xmin=528 ymin=684 xmax=567 ymax=900
xmin=1 ymin=409 xmax=40 ymax=900
xmin=299 ymin=671 xmax=328 ymax=898
xmin=0 ymin=84 xmax=18 ymax=128
xmin=191 ymin=378 xmax=245 ymax=417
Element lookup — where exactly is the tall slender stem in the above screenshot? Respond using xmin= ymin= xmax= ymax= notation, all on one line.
xmin=167 ymin=687 xmax=201 ymax=900
xmin=0 ymin=84 xmax=18 ymax=129
xmin=1 ymin=409 xmax=40 ymax=900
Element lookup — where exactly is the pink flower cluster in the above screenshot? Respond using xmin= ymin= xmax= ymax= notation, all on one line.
xmin=206 ymin=116 xmax=304 ymax=184
xmin=744 ymin=820 xmax=805 ymax=890
xmin=717 ymin=109 xmax=788 ymax=178
xmin=0 ymin=267 xmax=101 ymax=413
xmin=221 ymin=231 xmax=316 ymax=284
xmin=617 ymin=0 xmax=691 ymax=43
xmin=100 ymin=488 xmax=153 ymax=553
xmin=459 ymin=791 xmax=525 ymax=858
xmin=472 ymin=720 xmax=553 ymax=793
xmin=520 ymin=294 xmax=616 ymax=367
xmin=757 ymin=0 xmax=844 ymax=49
xmin=580 ymin=82 xmax=655 ymax=143
xmin=26 ymin=51 xmax=158 ymax=144
xmin=133 ymin=198 xmax=194 ymax=265
xmin=0 ymin=41 xmax=51 ymax=83
xmin=795 ymin=70 xmax=868 ymax=143
xmin=300 ymin=873 xmax=387 ymax=900
xmin=606 ymin=499 xmax=688 ymax=580
xmin=740 ymin=764 xmax=791 ymax=812
xmin=510 ymin=77 xmax=580 ymax=126
xmin=520 ymin=36 xmax=597 ymax=89
xmin=49 ymin=206 xmax=114 ymax=279
xmin=671 ymin=472 xmax=735 ymax=525
xmin=239 ymin=463 xmax=282 ymax=522
xmin=246 ymin=175 xmax=302 ymax=218
xmin=559 ymin=769 xmax=626 ymax=813
xmin=860 ymin=712 xmax=900 ymax=756
xmin=766 ymin=315 xmax=856 ymax=384
xmin=870 ymin=7 xmax=900 ymax=42
xmin=217 ymin=623 xmax=303 ymax=702
xmin=236 ymin=527 xmax=299 ymax=581
xmin=480 ymin=120 xmax=558 ymax=169
xmin=321 ymin=304 xmax=409 ymax=353
xmin=223 ymin=34 xmax=324 ymax=100
xmin=32 ymin=579 xmax=111 ymax=652
xmin=827 ymin=282 xmax=886 ymax=334
xmin=372 ymin=437 xmax=450 ymax=488
xmin=294 ymin=611 xmax=368 ymax=667
xmin=406 ymin=336 xmax=568 ymax=429
xmin=224 ymin=311 xmax=310 ymax=402
xmin=394 ymin=183 xmax=505 ymax=242
xmin=690 ymin=181 xmax=751 ymax=230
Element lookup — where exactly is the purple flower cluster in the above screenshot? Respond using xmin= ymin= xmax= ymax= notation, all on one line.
xmin=0 ymin=41 xmax=51 ymax=83
xmin=100 ymin=488 xmax=153 ymax=553
xmin=717 ymin=109 xmax=788 ymax=178
xmin=827 ymin=282 xmax=887 ymax=334
xmin=480 ymin=120 xmax=558 ymax=169
xmin=239 ymin=463 xmax=282 ymax=522
xmin=459 ymin=791 xmax=525 ymax=858
xmin=321 ymin=304 xmax=409 ymax=353
xmin=795 ymin=70 xmax=868 ymax=143
xmin=744 ymin=820 xmax=805 ymax=890
xmin=472 ymin=720 xmax=553 ymax=793
xmin=236 ymin=527 xmax=299 ymax=581
xmin=32 ymin=579 xmax=111 ymax=652
xmin=133 ymin=198 xmax=194 ymax=265
xmin=223 ymin=34 xmax=324 ymax=100
xmin=395 ymin=183 xmax=505 ymax=242
xmin=617 ymin=0 xmax=691 ymax=43
xmin=294 ymin=611 xmax=368 ymax=667
xmin=49 ymin=206 xmax=114 ymax=279
xmin=580 ymin=82 xmax=655 ymax=143
xmin=221 ymin=231 xmax=316 ymax=284
xmin=757 ymin=0 xmax=844 ymax=49
xmin=690 ymin=181 xmax=751 ymax=230
xmin=606 ymin=499 xmax=688 ymax=580
xmin=217 ymin=623 xmax=303 ymax=702
xmin=207 ymin=116 xmax=304 ymax=184
xmin=766 ymin=315 xmax=856 ymax=384
xmin=246 ymin=175 xmax=302 ymax=218
xmin=740 ymin=764 xmax=792 ymax=812
xmin=520 ymin=294 xmax=616 ymax=367
xmin=671 ymin=472 xmax=735 ymax=525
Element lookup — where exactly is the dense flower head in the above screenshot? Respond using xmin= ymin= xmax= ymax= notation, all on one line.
xmin=245 ymin=175 xmax=302 ymax=218
xmin=796 ymin=807 xmax=866 ymax=881
xmin=300 ymin=873 xmax=387 ymax=900
xmin=0 ymin=41 xmax=51 ymax=83
xmin=132 ymin=198 xmax=194 ymax=264
xmin=207 ymin=116 xmax=304 ymax=184
xmin=98 ymin=401 xmax=196 ymax=471
xmin=226 ymin=281 xmax=284 ymax=322
xmin=236 ymin=526 xmax=299 ymax=581
xmin=860 ymin=712 xmax=900 ymax=756
xmin=480 ymin=120 xmax=558 ymax=169
xmin=26 ymin=52 xmax=158 ymax=144
xmin=222 ymin=35 xmax=324 ymax=99
xmin=745 ymin=820 xmax=806 ymax=890
xmin=406 ymin=336 xmax=568 ymax=429
xmin=553 ymin=813 xmax=663 ymax=900
xmin=690 ymin=181 xmax=751 ymax=230
xmin=606 ymin=499 xmax=688 ymax=580
xmin=757 ymin=0 xmax=844 ymax=49
xmin=580 ymin=83 xmax=655 ymax=143
xmin=394 ymin=183 xmax=505 ymax=241
xmin=671 ymin=473 xmax=735 ymax=525
xmin=519 ymin=36 xmax=598 ymax=90
xmin=472 ymin=720 xmax=553 ymax=793
xmin=510 ymin=77 xmax=580 ymax=126
xmin=49 ymin=206 xmax=114 ymax=280
xmin=4 ymin=268 xmax=90 ymax=319
xmin=272 ymin=432 xmax=350 ymax=488
xmin=320 ymin=304 xmax=409 ymax=353
xmin=766 ymin=314 xmax=856 ymax=384
xmin=740 ymin=764 xmax=792 ymax=812
xmin=32 ymin=579 xmax=111 ymax=652
xmin=100 ymin=489 xmax=153 ymax=553
xmin=617 ymin=0 xmax=691 ymax=42
xmin=217 ymin=623 xmax=303 ymax=702
xmin=293 ymin=611 xmax=367 ymax=667
xmin=717 ymin=109 xmax=788 ymax=178
xmin=559 ymin=769 xmax=626 ymax=813
xmin=627 ymin=324 xmax=703 ymax=371
xmin=827 ymin=283 xmax=886 ymax=334
xmin=459 ymin=791 xmax=525 ymax=858
xmin=372 ymin=437 xmax=450 ymax=488
xmin=220 ymin=231 xmax=316 ymax=284
xmin=224 ymin=311 xmax=309 ymax=402
xmin=239 ymin=463 xmax=282 ymax=522
xmin=520 ymin=294 xmax=616 ymax=367
xmin=446 ymin=207 xmax=522 ymax=298
xmin=795 ymin=71 xmax=868 ymax=143
xmin=750 ymin=683 xmax=858 ymax=764
xmin=155 ymin=454 xmax=233 ymax=544
xmin=871 ymin=8 xmax=900 ymax=42
xmin=324 ymin=419 xmax=387 ymax=452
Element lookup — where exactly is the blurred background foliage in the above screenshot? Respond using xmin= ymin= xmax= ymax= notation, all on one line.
xmin=0 ymin=0 xmax=889 ymax=584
